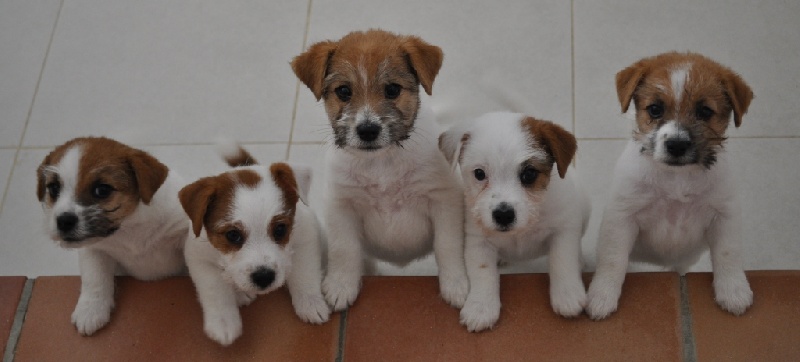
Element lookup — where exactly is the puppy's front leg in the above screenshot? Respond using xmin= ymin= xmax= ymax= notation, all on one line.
xmin=323 ymin=200 xmax=365 ymax=311
xmin=287 ymin=219 xmax=331 ymax=324
xmin=188 ymin=259 xmax=243 ymax=346
xmin=72 ymin=249 xmax=117 ymax=336
xmin=431 ymin=192 xmax=469 ymax=308
xmin=548 ymin=230 xmax=587 ymax=317
xmin=586 ymin=208 xmax=638 ymax=320
xmin=707 ymin=207 xmax=752 ymax=315
xmin=459 ymin=226 xmax=500 ymax=332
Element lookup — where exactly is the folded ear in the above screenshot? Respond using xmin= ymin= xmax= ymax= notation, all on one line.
xmin=401 ymin=36 xmax=443 ymax=95
xmin=128 ymin=150 xmax=169 ymax=204
xmin=178 ymin=178 xmax=218 ymax=237
xmin=438 ymin=128 xmax=470 ymax=169
xmin=523 ymin=118 xmax=577 ymax=179
xmin=284 ymin=162 xmax=313 ymax=206
xmin=291 ymin=40 xmax=338 ymax=101
xmin=721 ymin=70 xmax=754 ymax=128
xmin=269 ymin=162 xmax=309 ymax=207
xmin=615 ymin=62 xmax=648 ymax=113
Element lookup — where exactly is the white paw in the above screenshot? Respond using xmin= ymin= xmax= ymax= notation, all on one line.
xmin=71 ymin=298 xmax=113 ymax=336
xmin=292 ymin=293 xmax=331 ymax=324
xmin=204 ymin=310 xmax=242 ymax=346
xmin=586 ymin=282 xmax=621 ymax=320
xmin=439 ymin=272 xmax=469 ymax=308
xmin=235 ymin=290 xmax=257 ymax=307
xmin=459 ymin=297 xmax=501 ymax=332
xmin=714 ymin=276 xmax=753 ymax=316
xmin=550 ymin=282 xmax=587 ymax=318
xmin=322 ymin=273 xmax=360 ymax=312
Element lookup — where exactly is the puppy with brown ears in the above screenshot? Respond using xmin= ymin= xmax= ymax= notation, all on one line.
xmin=292 ymin=29 xmax=469 ymax=310
xmin=37 ymin=137 xmax=188 ymax=335
xmin=179 ymin=144 xmax=328 ymax=346
xmin=587 ymin=52 xmax=755 ymax=320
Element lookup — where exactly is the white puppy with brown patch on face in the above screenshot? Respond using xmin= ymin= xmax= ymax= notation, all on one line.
xmin=586 ymin=52 xmax=755 ymax=320
xmin=291 ymin=29 xmax=469 ymax=311
xmin=36 ymin=137 xmax=188 ymax=336
xmin=440 ymin=113 xmax=590 ymax=332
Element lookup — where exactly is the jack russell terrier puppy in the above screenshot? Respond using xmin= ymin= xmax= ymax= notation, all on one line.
xmin=440 ymin=113 xmax=590 ymax=331
xmin=179 ymin=144 xmax=329 ymax=346
xmin=36 ymin=137 xmax=187 ymax=335
xmin=587 ymin=52 xmax=755 ymax=319
xmin=291 ymin=29 xmax=468 ymax=311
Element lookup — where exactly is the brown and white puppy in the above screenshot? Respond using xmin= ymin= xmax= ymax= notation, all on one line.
xmin=180 ymin=145 xmax=328 ymax=346
xmin=587 ymin=52 xmax=755 ymax=319
xmin=291 ymin=29 xmax=469 ymax=311
xmin=37 ymin=137 xmax=187 ymax=335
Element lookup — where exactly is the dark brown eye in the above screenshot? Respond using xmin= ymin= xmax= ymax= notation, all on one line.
xmin=519 ymin=166 xmax=538 ymax=186
xmin=696 ymin=105 xmax=715 ymax=121
xmin=384 ymin=83 xmax=402 ymax=99
xmin=474 ymin=169 xmax=486 ymax=181
xmin=646 ymin=104 xmax=664 ymax=119
xmin=272 ymin=223 xmax=287 ymax=240
xmin=225 ymin=230 xmax=244 ymax=246
xmin=92 ymin=184 xmax=113 ymax=199
xmin=334 ymin=85 xmax=352 ymax=102
xmin=47 ymin=182 xmax=61 ymax=199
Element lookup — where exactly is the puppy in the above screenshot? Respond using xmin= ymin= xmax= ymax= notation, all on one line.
xmin=36 ymin=137 xmax=187 ymax=335
xmin=587 ymin=52 xmax=755 ymax=319
xmin=179 ymin=145 xmax=329 ymax=346
xmin=440 ymin=113 xmax=589 ymax=331
xmin=291 ymin=29 xmax=468 ymax=310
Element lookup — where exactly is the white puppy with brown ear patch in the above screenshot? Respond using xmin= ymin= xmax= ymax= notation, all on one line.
xmin=440 ymin=113 xmax=590 ymax=332
xmin=36 ymin=137 xmax=188 ymax=336
xmin=587 ymin=52 xmax=755 ymax=320
xmin=291 ymin=29 xmax=468 ymax=311
xmin=180 ymin=146 xmax=329 ymax=346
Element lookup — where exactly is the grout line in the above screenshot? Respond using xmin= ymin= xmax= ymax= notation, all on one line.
xmin=679 ymin=276 xmax=698 ymax=362
xmin=0 ymin=0 xmax=64 ymax=219
xmin=570 ymin=0 xmax=576 ymax=136
xmin=286 ymin=0 xmax=315 ymax=161
xmin=4 ymin=279 xmax=34 ymax=362
xmin=335 ymin=309 xmax=347 ymax=362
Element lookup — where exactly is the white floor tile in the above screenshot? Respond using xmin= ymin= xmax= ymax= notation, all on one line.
xmin=0 ymin=150 xmax=17 ymax=211
xmin=24 ymin=0 xmax=308 ymax=147
xmin=0 ymin=0 xmax=61 ymax=147
xmin=574 ymin=0 xmax=800 ymax=139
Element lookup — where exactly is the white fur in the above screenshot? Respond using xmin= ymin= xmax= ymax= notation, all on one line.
xmin=670 ymin=65 xmax=690 ymax=105
xmin=322 ymin=97 xmax=469 ymax=311
xmin=185 ymin=165 xmax=329 ymax=346
xmin=587 ymin=140 xmax=752 ymax=319
xmin=41 ymin=144 xmax=188 ymax=336
xmin=441 ymin=112 xmax=590 ymax=332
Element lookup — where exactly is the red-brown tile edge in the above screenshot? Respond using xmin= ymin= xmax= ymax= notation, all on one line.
xmin=1 ymin=277 xmax=31 ymax=362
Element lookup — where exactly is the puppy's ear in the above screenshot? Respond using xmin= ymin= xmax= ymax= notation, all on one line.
xmin=401 ymin=36 xmax=443 ymax=95
xmin=36 ymin=154 xmax=53 ymax=201
xmin=178 ymin=178 xmax=218 ymax=237
xmin=292 ymin=41 xmax=338 ymax=101
xmin=523 ymin=118 xmax=577 ymax=179
xmin=438 ymin=129 xmax=470 ymax=169
xmin=127 ymin=150 xmax=169 ymax=205
xmin=270 ymin=162 xmax=308 ymax=207
xmin=721 ymin=70 xmax=753 ymax=128
xmin=283 ymin=162 xmax=313 ymax=206
xmin=615 ymin=61 xmax=648 ymax=113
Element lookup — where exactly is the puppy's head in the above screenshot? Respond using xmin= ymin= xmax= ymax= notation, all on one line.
xmin=616 ymin=52 xmax=753 ymax=168
xmin=36 ymin=137 xmax=168 ymax=247
xmin=179 ymin=163 xmax=311 ymax=295
xmin=292 ymin=29 xmax=443 ymax=151
xmin=439 ymin=113 xmax=576 ymax=234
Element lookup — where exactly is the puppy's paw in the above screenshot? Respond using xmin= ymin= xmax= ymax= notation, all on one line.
xmin=586 ymin=283 xmax=621 ymax=320
xmin=714 ymin=277 xmax=753 ymax=316
xmin=322 ymin=274 xmax=360 ymax=312
xmin=235 ymin=290 xmax=257 ymax=307
xmin=204 ymin=310 xmax=242 ymax=346
xmin=459 ymin=297 xmax=501 ymax=332
xmin=71 ymin=298 xmax=113 ymax=336
xmin=550 ymin=283 xmax=587 ymax=318
xmin=292 ymin=293 xmax=331 ymax=324
xmin=439 ymin=272 xmax=469 ymax=308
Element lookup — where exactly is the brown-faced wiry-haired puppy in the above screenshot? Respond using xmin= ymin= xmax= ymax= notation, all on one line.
xmin=291 ymin=29 xmax=469 ymax=311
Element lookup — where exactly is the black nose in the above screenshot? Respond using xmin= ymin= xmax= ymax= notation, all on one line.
xmin=356 ymin=123 xmax=381 ymax=142
xmin=250 ymin=268 xmax=275 ymax=289
xmin=492 ymin=203 xmax=516 ymax=228
xmin=56 ymin=213 xmax=79 ymax=233
xmin=665 ymin=139 xmax=691 ymax=157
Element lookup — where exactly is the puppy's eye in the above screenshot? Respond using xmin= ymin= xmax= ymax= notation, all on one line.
xmin=384 ymin=83 xmax=402 ymax=99
xmin=334 ymin=85 xmax=352 ymax=102
xmin=46 ymin=182 xmax=61 ymax=199
xmin=225 ymin=230 xmax=245 ymax=246
xmin=473 ymin=169 xmax=486 ymax=181
xmin=92 ymin=184 xmax=113 ymax=199
xmin=519 ymin=166 xmax=538 ymax=186
xmin=272 ymin=223 xmax=288 ymax=241
xmin=646 ymin=104 xmax=664 ymax=119
xmin=696 ymin=105 xmax=715 ymax=121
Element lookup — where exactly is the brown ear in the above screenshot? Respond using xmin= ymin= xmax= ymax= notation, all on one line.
xmin=524 ymin=118 xmax=577 ymax=179
xmin=178 ymin=179 xmax=218 ymax=237
xmin=401 ymin=36 xmax=443 ymax=95
xmin=35 ymin=154 xmax=52 ymax=201
xmin=269 ymin=163 xmax=300 ymax=207
xmin=721 ymin=71 xmax=753 ymax=128
xmin=615 ymin=62 xmax=648 ymax=113
xmin=291 ymin=40 xmax=338 ymax=101
xmin=127 ymin=150 xmax=169 ymax=205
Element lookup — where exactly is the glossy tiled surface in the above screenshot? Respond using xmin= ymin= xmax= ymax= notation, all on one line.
xmin=0 ymin=276 xmax=26 ymax=358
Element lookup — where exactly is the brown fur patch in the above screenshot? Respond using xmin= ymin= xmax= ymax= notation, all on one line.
xmin=224 ymin=146 xmax=258 ymax=168
xmin=269 ymin=163 xmax=299 ymax=244
xmin=520 ymin=117 xmax=577 ymax=179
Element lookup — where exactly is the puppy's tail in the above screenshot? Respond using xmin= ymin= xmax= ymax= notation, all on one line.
xmin=216 ymin=138 xmax=258 ymax=167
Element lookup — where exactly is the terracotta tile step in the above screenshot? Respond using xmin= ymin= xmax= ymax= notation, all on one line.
xmin=0 ymin=276 xmax=27 ymax=358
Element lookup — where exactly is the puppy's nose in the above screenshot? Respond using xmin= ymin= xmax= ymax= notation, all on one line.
xmin=250 ymin=267 xmax=276 ymax=289
xmin=492 ymin=203 xmax=516 ymax=228
xmin=665 ymin=139 xmax=691 ymax=157
xmin=56 ymin=213 xmax=79 ymax=233
xmin=356 ymin=123 xmax=381 ymax=142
